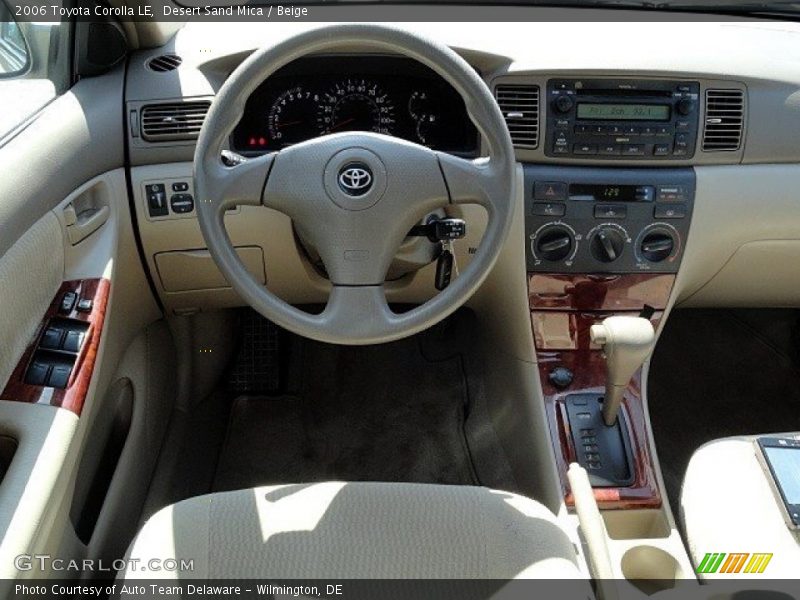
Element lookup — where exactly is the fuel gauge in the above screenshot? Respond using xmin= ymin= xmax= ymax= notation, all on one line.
xmin=408 ymin=90 xmax=435 ymax=119
xmin=408 ymin=90 xmax=443 ymax=146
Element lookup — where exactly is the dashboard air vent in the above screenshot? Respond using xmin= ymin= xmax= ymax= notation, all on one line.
xmin=495 ymin=84 xmax=540 ymax=149
xmin=702 ymin=89 xmax=745 ymax=152
xmin=140 ymin=101 xmax=211 ymax=142
xmin=147 ymin=54 xmax=182 ymax=72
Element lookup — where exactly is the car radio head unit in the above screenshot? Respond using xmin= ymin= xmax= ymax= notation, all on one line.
xmin=545 ymin=79 xmax=700 ymax=160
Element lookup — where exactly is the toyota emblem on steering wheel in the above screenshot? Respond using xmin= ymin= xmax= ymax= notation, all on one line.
xmin=338 ymin=164 xmax=373 ymax=196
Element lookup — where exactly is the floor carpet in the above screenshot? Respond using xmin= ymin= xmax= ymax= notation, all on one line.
xmin=212 ymin=333 xmax=478 ymax=491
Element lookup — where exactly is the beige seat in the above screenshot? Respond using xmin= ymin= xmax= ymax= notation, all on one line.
xmin=122 ymin=481 xmax=585 ymax=580
xmin=681 ymin=435 xmax=800 ymax=579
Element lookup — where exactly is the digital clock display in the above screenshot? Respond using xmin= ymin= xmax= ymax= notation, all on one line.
xmin=568 ymin=184 xmax=654 ymax=203
xmin=576 ymin=103 xmax=671 ymax=121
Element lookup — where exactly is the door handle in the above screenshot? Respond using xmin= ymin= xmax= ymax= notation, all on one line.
xmin=65 ymin=204 xmax=109 ymax=245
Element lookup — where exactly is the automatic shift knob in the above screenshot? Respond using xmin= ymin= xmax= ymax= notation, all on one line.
xmin=590 ymin=316 xmax=656 ymax=426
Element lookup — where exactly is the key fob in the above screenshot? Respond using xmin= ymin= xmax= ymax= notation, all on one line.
xmin=435 ymin=248 xmax=453 ymax=291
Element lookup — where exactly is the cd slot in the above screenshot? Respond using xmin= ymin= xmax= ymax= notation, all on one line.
xmin=574 ymin=89 xmax=673 ymax=98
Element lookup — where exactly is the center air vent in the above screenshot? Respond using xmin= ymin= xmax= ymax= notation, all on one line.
xmin=702 ymin=89 xmax=745 ymax=152
xmin=495 ymin=84 xmax=540 ymax=149
xmin=140 ymin=101 xmax=211 ymax=142
xmin=147 ymin=54 xmax=182 ymax=72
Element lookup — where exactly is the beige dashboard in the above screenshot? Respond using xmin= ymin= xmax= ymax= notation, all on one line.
xmin=125 ymin=20 xmax=800 ymax=312
xmin=130 ymin=163 xmax=486 ymax=314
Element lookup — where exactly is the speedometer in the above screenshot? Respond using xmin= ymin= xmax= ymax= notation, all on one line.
xmin=317 ymin=79 xmax=395 ymax=136
xmin=267 ymin=86 xmax=319 ymax=147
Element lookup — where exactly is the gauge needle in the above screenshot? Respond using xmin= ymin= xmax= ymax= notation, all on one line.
xmin=329 ymin=117 xmax=356 ymax=131
xmin=277 ymin=120 xmax=303 ymax=128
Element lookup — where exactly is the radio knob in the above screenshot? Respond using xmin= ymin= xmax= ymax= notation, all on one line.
xmin=535 ymin=225 xmax=574 ymax=262
xmin=590 ymin=227 xmax=625 ymax=263
xmin=553 ymin=95 xmax=575 ymax=114
xmin=640 ymin=231 xmax=675 ymax=262
xmin=676 ymin=98 xmax=695 ymax=116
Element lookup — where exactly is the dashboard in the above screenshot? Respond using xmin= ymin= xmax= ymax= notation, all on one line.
xmin=231 ymin=56 xmax=479 ymax=156
xmin=124 ymin=19 xmax=800 ymax=313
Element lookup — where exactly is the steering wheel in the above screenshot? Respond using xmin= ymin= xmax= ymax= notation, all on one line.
xmin=194 ymin=24 xmax=514 ymax=345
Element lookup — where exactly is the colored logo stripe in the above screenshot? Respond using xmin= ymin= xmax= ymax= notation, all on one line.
xmin=696 ymin=552 xmax=773 ymax=574
xmin=720 ymin=553 xmax=749 ymax=573
xmin=744 ymin=553 xmax=773 ymax=574
xmin=697 ymin=553 xmax=725 ymax=573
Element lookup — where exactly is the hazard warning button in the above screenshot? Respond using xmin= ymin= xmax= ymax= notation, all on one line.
xmin=533 ymin=181 xmax=567 ymax=202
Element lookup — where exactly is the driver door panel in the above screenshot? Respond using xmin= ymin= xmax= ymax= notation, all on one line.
xmin=0 ymin=68 xmax=163 ymax=578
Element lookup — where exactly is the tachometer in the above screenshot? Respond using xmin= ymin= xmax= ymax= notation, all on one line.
xmin=266 ymin=86 xmax=319 ymax=147
xmin=317 ymin=79 xmax=395 ymax=135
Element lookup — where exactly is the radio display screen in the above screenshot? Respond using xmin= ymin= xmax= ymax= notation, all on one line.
xmin=577 ymin=103 xmax=671 ymax=121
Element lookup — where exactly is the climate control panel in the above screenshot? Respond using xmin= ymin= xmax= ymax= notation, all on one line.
xmin=524 ymin=166 xmax=694 ymax=273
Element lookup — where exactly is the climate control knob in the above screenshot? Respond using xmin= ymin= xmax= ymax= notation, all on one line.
xmin=640 ymin=231 xmax=675 ymax=262
xmin=535 ymin=226 xmax=574 ymax=262
xmin=590 ymin=227 xmax=626 ymax=263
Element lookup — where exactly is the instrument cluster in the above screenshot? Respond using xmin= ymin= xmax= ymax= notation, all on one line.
xmin=231 ymin=56 xmax=479 ymax=155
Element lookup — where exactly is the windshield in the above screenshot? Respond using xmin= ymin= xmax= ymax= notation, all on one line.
xmin=171 ymin=0 xmax=800 ymax=19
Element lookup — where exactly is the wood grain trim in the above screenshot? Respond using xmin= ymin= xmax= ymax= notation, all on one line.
xmin=0 ymin=279 xmax=110 ymax=415
xmin=529 ymin=273 xmax=675 ymax=311
xmin=532 ymin=310 xmax=664 ymax=351
xmin=539 ymin=349 xmax=661 ymax=509
xmin=529 ymin=272 xmax=674 ymax=509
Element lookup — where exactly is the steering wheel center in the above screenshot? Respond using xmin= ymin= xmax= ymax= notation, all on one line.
xmin=323 ymin=146 xmax=388 ymax=211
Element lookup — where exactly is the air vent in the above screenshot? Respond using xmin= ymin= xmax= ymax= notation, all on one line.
xmin=495 ymin=84 xmax=540 ymax=149
xmin=140 ymin=101 xmax=211 ymax=142
xmin=147 ymin=54 xmax=182 ymax=72
xmin=702 ymin=89 xmax=745 ymax=152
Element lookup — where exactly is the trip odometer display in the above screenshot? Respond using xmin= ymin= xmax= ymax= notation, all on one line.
xmin=267 ymin=86 xmax=320 ymax=147
xmin=317 ymin=79 xmax=396 ymax=136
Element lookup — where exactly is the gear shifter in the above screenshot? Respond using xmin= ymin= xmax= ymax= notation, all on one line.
xmin=590 ymin=316 xmax=656 ymax=426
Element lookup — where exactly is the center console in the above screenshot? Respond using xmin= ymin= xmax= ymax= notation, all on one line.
xmin=525 ymin=164 xmax=695 ymax=509
xmin=515 ymin=76 xmax=708 ymax=591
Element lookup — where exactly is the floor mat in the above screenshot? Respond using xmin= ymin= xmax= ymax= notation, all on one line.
xmin=648 ymin=309 xmax=800 ymax=519
xmin=213 ymin=334 xmax=478 ymax=491
xmin=226 ymin=309 xmax=283 ymax=394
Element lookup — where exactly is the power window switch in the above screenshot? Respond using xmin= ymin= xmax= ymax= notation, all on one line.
xmin=48 ymin=365 xmax=72 ymax=389
xmin=63 ymin=330 xmax=85 ymax=353
xmin=77 ymin=299 xmax=93 ymax=312
xmin=41 ymin=327 xmax=64 ymax=350
xmin=25 ymin=362 xmax=50 ymax=386
xmin=60 ymin=292 xmax=77 ymax=313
